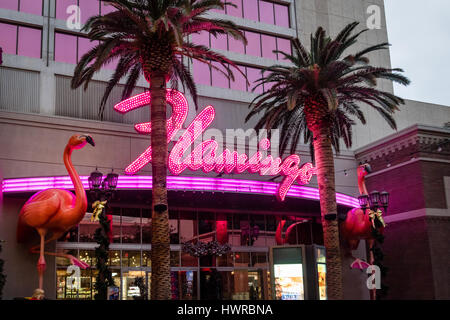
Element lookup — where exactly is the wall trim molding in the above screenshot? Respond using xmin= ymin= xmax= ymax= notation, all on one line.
xmin=385 ymin=208 xmax=450 ymax=224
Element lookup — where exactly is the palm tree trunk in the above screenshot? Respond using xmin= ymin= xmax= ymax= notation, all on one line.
xmin=149 ymin=71 xmax=171 ymax=300
xmin=311 ymin=123 xmax=344 ymax=300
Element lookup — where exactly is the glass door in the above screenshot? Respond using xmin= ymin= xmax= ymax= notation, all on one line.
xmin=121 ymin=270 xmax=148 ymax=300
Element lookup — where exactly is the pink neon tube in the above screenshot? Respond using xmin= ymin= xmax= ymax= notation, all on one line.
xmin=1 ymin=175 xmax=359 ymax=208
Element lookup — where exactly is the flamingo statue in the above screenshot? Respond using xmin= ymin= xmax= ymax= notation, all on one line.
xmin=16 ymin=134 xmax=95 ymax=297
xmin=340 ymin=163 xmax=385 ymax=270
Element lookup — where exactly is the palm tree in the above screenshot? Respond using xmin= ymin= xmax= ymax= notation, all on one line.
xmin=246 ymin=22 xmax=409 ymax=300
xmin=71 ymin=0 xmax=246 ymax=300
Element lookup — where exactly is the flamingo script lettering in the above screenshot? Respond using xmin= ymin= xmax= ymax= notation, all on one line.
xmin=114 ymin=90 xmax=316 ymax=201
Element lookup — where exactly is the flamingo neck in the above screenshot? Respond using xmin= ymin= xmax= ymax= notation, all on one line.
xmin=357 ymin=174 xmax=368 ymax=195
xmin=63 ymin=145 xmax=87 ymax=221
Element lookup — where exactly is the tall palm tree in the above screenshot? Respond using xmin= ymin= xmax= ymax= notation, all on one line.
xmin=71 ymin=0 xmax=246 ymax=300
xmin=246 ymin=22 xmax=409 ymax=300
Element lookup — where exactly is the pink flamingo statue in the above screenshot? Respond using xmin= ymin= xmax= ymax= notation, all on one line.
xmin=16 ymin=134 xmax=94 ymax=297
xmin=340 ymin=163 xmax=385 ymax=270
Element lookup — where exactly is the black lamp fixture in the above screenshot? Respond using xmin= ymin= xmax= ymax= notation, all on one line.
xmin=89 ymin=168 xmax=118 ymax=192
xmin=88 ymin=169 xmax=103 ymax=190
xmin=380 ymin=191 xmax=390 ymax=209
xmin=358 ymin=194 xmax=369 ymax=209
xmin=369 ymin=191 xmax=380 ymax=209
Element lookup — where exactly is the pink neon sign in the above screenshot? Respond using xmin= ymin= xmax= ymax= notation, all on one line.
xmin=114 ymin=90 xmax=316 ymax=201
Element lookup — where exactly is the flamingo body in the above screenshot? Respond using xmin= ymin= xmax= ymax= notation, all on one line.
xmin=17 ymin=188 xmax=86 ymax=242
xmin=15 ymin=134 xmax=94 ymax=297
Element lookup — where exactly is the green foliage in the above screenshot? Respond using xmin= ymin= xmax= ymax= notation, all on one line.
xmin=71 ymin=0 xmax=246 ymax=118
xmin=246 ymin=22 xmax=410 ymax=156
xmin=0 ymin=242 xmax=6 ymax=300
xmin=371 ymin=226 xmax=389 ymax=299
xmin=93 ymin=210 xmax=114 ymax=300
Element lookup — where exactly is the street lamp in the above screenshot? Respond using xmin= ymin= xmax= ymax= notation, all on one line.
xmin=358 ymin=194 xmax=369 ymax=209
xmin=369 ymin=191 xmax=380 ymax=209
xmin=88 ymin=168 xmax=119 ymax=200
xmin=88 ymin=169 xmax=103 ymax=190
xmin=380 ymin=191 xmax=389 ymax=210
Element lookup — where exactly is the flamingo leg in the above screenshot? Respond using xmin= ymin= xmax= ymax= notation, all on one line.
xmin=29 ymin=231 xmax=90 ymax=269
xmin=36 ymin=229 xmax=47 ymax=291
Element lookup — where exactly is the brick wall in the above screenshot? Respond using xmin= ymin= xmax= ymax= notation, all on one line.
xmin=382 ymin=217 xmax=435 ymax=299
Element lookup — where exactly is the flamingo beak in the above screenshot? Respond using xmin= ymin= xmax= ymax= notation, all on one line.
xmin=85 ymin=135 xmax=95 ymax=147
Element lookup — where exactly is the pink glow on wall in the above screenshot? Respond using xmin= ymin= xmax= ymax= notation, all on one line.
xmin=56 ymin=0 xmax=77 ymax=20
xmin=259 ymin=1 xmax=274 ymax=25
xmin=274 ymin=4 xmax=290 ymax=28
xmin=0 ymin=23 xmax=17 ymax=54
xmin=1 ymin=175 xmax=359 ymax=208
xmin=54 ymin=32 xmax=77 ymax=64
xmin=0 ymin=0 xmax=18 ymax=11
xmin=18 ymin=27 xmax=41 ymax=59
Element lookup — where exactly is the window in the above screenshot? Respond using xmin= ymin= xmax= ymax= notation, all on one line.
xmin=261 ymin=34 xmax=277 ymax=60
xmin=0 ymin=23 xmax=17 ymax=55
xmin=0 ymin=0 xmax=18 ymax=11
xmin=276 ymin=37 xmax=292 ymax=60
xmin=211 ymin=62 xmax=230 ymax=89
xmin=259 ymin=1 xmax=274 ymax=25
xmin=246 ymin=67 xmax=263 ymax=94
xmin=20 ymin=0 xmax=43 ymax=15
xmin=0 ymin=0 xmax=42 ymax=15
xmin=78 ymin=0 xmax=100 ymax=24
xmin=17 ymin=26 xmax=41 ymax=58
xmin=243 ymin=0 xmax=258 ymax=21
xmin=245 ymin=31 xmax=261 ymax=57
xmin=56 ymin=0 xmax=77 ymax=20
xmin=230 ymin=65 xmax=247 ymax=91
xmin=274 ymin=3 xmax=290 ymax=28
xmin=228 ymin=34 xmax=245 ymax=54
xmin=0 ymin=23 xmax=42 ymax=58
xmin=191 ymin=31 xmax=210 ymax=47
xmin=77 ymin=37 xmax=97 ymax=62
xmin=55 ymin=32 xmax=77 ymax=64
xmin=226 ymin=0 xmax=242 ymax=18
xmin=193 ymin=59 xmax=211 ymax=86
xmin=101 ymin=1 xmax=115 ymax=14
xmin=210 ymin=33 xmax=228 ymax=51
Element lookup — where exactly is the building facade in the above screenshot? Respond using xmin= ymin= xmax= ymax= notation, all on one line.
xmin=0 ymin=0 xmax=449 ymax=300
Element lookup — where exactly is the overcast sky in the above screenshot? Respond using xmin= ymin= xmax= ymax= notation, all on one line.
xmin=384 ymin=0 xmax=450 ymax=107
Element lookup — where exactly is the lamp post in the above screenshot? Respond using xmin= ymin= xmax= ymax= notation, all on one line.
xmin=88 ymin=168 xmax=118 ymax=201
xmin=88 ymin=168 xmax=118 ymax=300
xmin=358 ymin=190 xmax=389 ymax=213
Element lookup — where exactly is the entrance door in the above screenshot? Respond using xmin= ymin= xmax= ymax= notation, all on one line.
xmin=121 ymin=270 xmax=149 ymax=300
